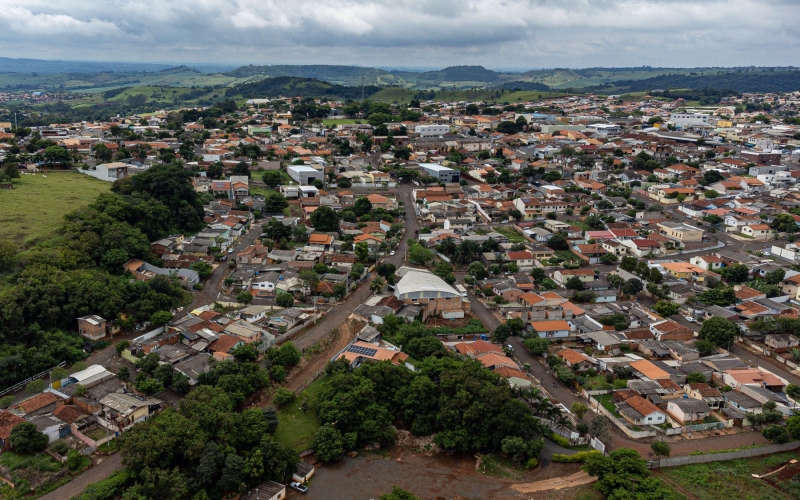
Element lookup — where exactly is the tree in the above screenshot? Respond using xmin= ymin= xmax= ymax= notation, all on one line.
xmin=408 ymin=244 xmax=433 ymax=265
xmin=698 ymin=317 xmax=737 ymax=347
xmin=762 ymin=424 xmax=790 ymax=444
xmin=26 ymin=378 xmax=46 ymax=393
xmin=379 ymin=487 xmax=422 ymax=500
xmin=653 ymin=300 xmax=680 ymax=317
xmin=116 ymin=340 xmax=131 ymax=357
xmin=0 ymin=396 xmax=15 ymax=409
xmin=190 ymin=261 xmax=213 ymax=279
xmin=719 ymin=264 xmax=749 ymax=283
xmin=787 ymin=415 xmax=800 ymax=440
xmin=150 ymin=310 xmax=173 ymax=327
xmin=589 ymin=415 xmax=611 ymax=441
xmin=154 ymin=363 xmax=175 ymax=387
xmin=650 ymin=441 xmax=671 ymax=457
xmin=622 ymin=278 xmax=643 ymax=296
xmin=565 ymin=277 xmax=585 ymax=290
xmin=206 ymin=163 xmax=223 ymax=179
xmin=273 ymin=387 xmax=295 ymax=409
xmin=370 ymin=276 xmax=385 ymax=294
xmin=694 ymin=339 xmax=716 ymax=356
xmin=310 ymin=206 xmax=340 ymax=232
xmin=524 ymin=337 xmax=550 ymax=356
xmin=118 ymin=365 xmax=130 ymax=381
xmin=291 ymin=223 xmax=308 ymax=243
xmin=276 ymin=292 xmax=294 ymax=308
xmin=263 ymin=192 xmax=289 ymax=214
xmin=583 ymin=448 xmax=651 ymax=497
xmin=686 ymin=372 xmax=706 ymax=384
xmin=236 ymin=290 xmax=254 ymax=304
xmin=493 ymin=324 xmax=513 ymax=343
xmin=770 ymin=214 xmax=798 ymax=233
xmin=546 ymin=234 xmax=569 ymax=250
xmin=571 ymin=402 xmax=588 ymax=420
xmin=353 ymin=198 xmax=373 ymax=217
xmin=136 ymin=353 xmax=161 ymax=374
xmin=312 ymin=424 xmax=345 ymax=463
xmin=500 ymin=436 xmax=543 ymax=464
xmin=262 ymin=170 xmax=281 ymax=188
xmin=9 ymin=422 xmax=48 ymax=452
xmin=0 ymin=240 xmax=17 ymax=271
xmin=764 ymin=268 xmax=786 ymax=285
xmin=136 ymin=376 xmax=164 ymax=395
xmin=496 ymin=121 xmax=519 ymax=134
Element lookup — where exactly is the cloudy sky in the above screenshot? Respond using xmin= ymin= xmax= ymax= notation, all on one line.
xmin=0 ymin=0 xmax=798 ymax=69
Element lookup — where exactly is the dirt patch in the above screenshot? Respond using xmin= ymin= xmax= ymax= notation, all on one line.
xmin=395 ymin=430 xmax=441 ymax=456
xmin=511 ymin=471 xmax=595 ymax=493
xmin=425 ymin=314 xmax=481 ymax=329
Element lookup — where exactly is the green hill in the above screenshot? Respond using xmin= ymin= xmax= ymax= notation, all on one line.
xmin=224 ymin=76 xmax=383 ymax=100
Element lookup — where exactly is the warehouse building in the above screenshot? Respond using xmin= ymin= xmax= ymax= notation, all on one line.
xmin=419 ymin=163 xmax=460 ymax=183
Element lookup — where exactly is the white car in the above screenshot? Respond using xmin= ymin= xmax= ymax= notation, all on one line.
xmin=289 ymin=482 xmax=308 ymax=494
xmin=502 ymin=220 xmax=509 ymax=224
xmin=390 ymin=251 xmax=396 ymax=256
xmin=685 ymin=316 xmax=696 ymax=323
xmin=227 ymin=248 xmax=234 ymax=253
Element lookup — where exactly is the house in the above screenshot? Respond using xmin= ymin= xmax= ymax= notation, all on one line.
xmin=650 ymin=319 xmax=694 ymax=341
xmin=11 ymin=392 xmax=65 ymax=418
xmin=583 ymin=330 xmax=623 ymax=352
xmin=337 ymin=342 xmax=408 ymax=368
xmin=722 ymin=368 xmax=786 ymax=391
xmin=0 ymin=412 xmax=26 ymax=452
xmin=174 ymin=354 xmax=212 ymax=386
xmin=684 ymin=383 xmax=725 ymax=410
xmin=660 ymin=262 xmax=708 ymax=282
xmin=207 ymin=334 xmax=244 ymax=360
xmin=689 ymin=254 xmax=725 ymax=271
xmin=620 ymin=239 xmax=662 ymax=257
xmin=616 ymin=394 xmax=667 ymax=426
xmin=741 ymin=224 xmax=771 ymax=241
xmin=98 ymin=393 xmax=162 ymax=432
xmin=292 ymin=461 xmax=315 ymax=484
xmin=765 ymin=334 xmax=800 ymax=352
xmin=77 ymin=315 xmax=108 ymax=341
xmin=656 ymin=222 xmax=704 ymax=244
xmin=528 ymin=320 xmax=571 ymax=338
xmin=505 ymin=251 xmax=535 ymax=272
xmin=555 ymin=348 xmax=595 ymax=371
xmin=629 ymin=359 xmax=671 ymax=380
xmin=553 ymin=268 xmax=596 ymax=285
xmin=241 ymin=480 xmax=286 ymax=500
xmin=667 ymin=398 xmax=712 ymax=424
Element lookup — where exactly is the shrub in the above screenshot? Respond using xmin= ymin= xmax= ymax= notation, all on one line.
xmin=552 ymin=450 xmax=602 ymax=463
xmin=273 ymin=387 xmax=295 ymax=408
xmin=67 ymin=449 xmax=83 ymax=470
xmin=524 ymin=457 xmax=538 ymax=469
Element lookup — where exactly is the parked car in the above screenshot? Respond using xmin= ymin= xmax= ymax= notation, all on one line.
xmin=227 ymin=248 xmax=234 ymax=253
xmin=390 ymin=251 xmax=396 ymax=256
xmin=685 ymin=316 xmax=696 ymax=323
xmin=289 ymin=482 xmax=308 ymax=494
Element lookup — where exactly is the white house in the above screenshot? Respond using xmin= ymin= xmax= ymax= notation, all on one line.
xmin=616 ymin=395 xmax=666 ymax=426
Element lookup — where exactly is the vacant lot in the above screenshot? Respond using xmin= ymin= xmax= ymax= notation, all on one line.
xmin=274 ymin=378 xmax=323 ymax=452
xmin=0 ymin=172 xmax=110 ymax=247
xmin=655 ymin=452 xmax=800 ymax=500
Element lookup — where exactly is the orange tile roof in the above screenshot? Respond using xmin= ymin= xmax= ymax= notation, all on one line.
xmin=528 ymin=320 xmax=570 ymax=331
xmin=725 ymin=368 xmax=784 ymax=387
xmin=0 ymin=411 xmax=25 ymax=439
xmin=735 ymin=286 xmax=764 ymax=300
xmin=630 ymin=359 xmax=670 ymax=380
xmin=476 ymin=352 xmax=517 ymax=369
xmin=557 ymin=348 xmax=590 ymax=365
xmin=623 ymin=394 xmax=663 ymax=417
xmin=15 ymin=392 xmax=62 ymax=414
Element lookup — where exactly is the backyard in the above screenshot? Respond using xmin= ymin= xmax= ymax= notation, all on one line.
xmin=654 ymin=452 xmax=800 ymax=500
xmin=274 ymin=378 xmax=323 ymax=452
xmin=0 ymin=451 xmax=75 ymax=499
xmin=0 ymin=172 xmax=111 ymax=248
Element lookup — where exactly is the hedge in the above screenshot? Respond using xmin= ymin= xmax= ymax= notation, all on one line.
xmin=552 ymin=450 xmax=602 ymax=463
xmin=548 ymin=433 xmax=570 ymax=448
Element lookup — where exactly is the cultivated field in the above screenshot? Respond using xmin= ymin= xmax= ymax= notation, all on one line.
xmin=0 ymin=171 xmax=111 ymax=247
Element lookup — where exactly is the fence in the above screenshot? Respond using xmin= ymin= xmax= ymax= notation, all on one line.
xmin=0 ymin=361 xmax=67 ymax=397
xmin=648 ymin=440 xmax=800 ymax=468
xmin=740 ymin=338 xmax=800 ymax=370
xmin=683 ymin=421 xmax=727 ymax=433
xmin=590 ymin=437 xmax=606 ymax=454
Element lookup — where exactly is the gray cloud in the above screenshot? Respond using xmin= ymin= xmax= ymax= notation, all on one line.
xmin=0 ymin=0 xmax=797 ymax=68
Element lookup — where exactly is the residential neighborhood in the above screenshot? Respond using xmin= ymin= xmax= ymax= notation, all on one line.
xmin=2 ymin=63 xmax=800 ymax=500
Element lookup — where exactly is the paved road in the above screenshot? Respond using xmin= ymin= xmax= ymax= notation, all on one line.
xmin=39 ymin=452 xmax=122 ymax=500
xmin=175 ymin=223 xmax=263 ymax=320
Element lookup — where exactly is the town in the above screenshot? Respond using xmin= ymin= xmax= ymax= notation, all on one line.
xmin=1 ymin=87 xmax=800 ymax=500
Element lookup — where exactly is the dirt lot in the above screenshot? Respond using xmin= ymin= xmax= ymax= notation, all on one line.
xmin=288 ymin=445 xmax=587 ymax=500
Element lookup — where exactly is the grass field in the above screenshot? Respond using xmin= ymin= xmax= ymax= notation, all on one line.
xmin=274 ymin=378 xmax=324 ymax=452
xmin=494 ymin=226 xmax=526 ymax=243
xmin=0 ymin=171 xmax=110 ymax=248
xmin=655 ymin=452 xmax=800 ymax=500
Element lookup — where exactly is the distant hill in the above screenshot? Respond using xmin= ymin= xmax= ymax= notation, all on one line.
xmin=224 ymin=76 xmax=383 ymax=100
xmin=586 ymin=69 xmax=800 ymax=93
xmin=159 ymin=65 xmax=201 ymax=74
xmin=497 ymin=81 xmax=552 ymax=91
xmin=0 ymin=57 xmax=174 ymax=74
xmin=223 ymin=64 xmax=398 ymax=87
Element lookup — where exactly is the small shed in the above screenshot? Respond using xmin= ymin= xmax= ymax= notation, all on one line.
xmin=292 ymin=461 xmax=315 ymax=483
xmin=240 ymin=480 xmax=286 ymax=500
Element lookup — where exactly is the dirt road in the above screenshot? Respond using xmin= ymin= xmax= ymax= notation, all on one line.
xmin=511 ymin=471 xmax=595 ymax=493
xmin=39 ymin=452 xmax=122 ymax=500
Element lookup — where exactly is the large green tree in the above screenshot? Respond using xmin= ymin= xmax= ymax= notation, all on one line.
xmin=698 ymin=316 xmax=737 ymax=347
xmin=310 ymin=206 xmax=340 ymax=232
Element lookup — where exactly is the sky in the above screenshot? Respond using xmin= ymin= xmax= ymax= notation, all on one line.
xmin=0 ymin=0 xmax=798 ymax=69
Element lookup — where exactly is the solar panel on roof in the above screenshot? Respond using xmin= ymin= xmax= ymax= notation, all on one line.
xmin=347 ymin=345 xmax=378 ymax=357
